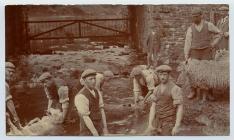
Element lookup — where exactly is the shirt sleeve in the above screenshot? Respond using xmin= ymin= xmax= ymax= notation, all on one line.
xmin=98 ymin=91 xmax=104 ymax=108
xmin=171 ymin=86 xmax=183 ymax=106
xmin=133 ymin=78 xmax=141 ymax=93
xmin=207 ymin=21 xmax=221 ymax=34
xmin=145 ymin=72 xmax=156 ymax=91
xmin=44 ymin=85 xmax=52 ymax=100
xmin=151 ymin=86 xmax=159 ymax=103
xmin=95 ymin=74 xmax=104 ymax=91
xmin=6 ymin=84 xmax=12 ymax=102
xmin=74 ymin=94 xmax=90 ymax=116
xmin=184 ymin=27 xmax=192 ymax=56
xmin=58 ymin=86 xmax=69 ymax=103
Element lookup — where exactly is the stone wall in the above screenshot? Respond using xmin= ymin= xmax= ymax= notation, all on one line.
xmin=135 ymin=4 xmax=229 ymax=64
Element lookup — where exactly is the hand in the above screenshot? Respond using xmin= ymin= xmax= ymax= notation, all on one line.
xmin=13 ymin=118 xmax=23 ymax=130
xmin=45 ymin=109 xmax=50 ymax=116
xmin=103 ymin=128 xmax=109 ymax=135
xmin=171 ymin=126 xmax=180 ymax=136
xmin=92 ymin=131 xmax=99 ymax=136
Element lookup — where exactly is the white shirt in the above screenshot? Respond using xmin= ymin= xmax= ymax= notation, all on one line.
xmin=184 ymin=20 xmax=221 ymax=56
xmin=74 ymin=87 xmax=104 ymax=116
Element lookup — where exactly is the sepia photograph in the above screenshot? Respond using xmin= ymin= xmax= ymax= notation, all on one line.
xmin=5 ymin=4 xmax=229 ymax=136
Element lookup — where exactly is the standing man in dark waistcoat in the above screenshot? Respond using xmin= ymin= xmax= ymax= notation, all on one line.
xmin=144 ymin=65 xmax=183 ymax=136
xmin=184 ymin=8 xmax=223 ymax=100
xmin=75 ymin=69 xmax=108 ymax=136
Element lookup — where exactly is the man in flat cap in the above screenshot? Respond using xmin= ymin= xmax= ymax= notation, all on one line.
xmin=215 ymin=6 xmax=229 ymax=50
xmin=74 ymin=69 xmax=108 ymax=136
xmin=5 ymin=62 xmax=22 ymax=131
xmin=38 ymin=71 xmax=69 ymax=123
xmin=130 ymin=65 xmax=159 ymax=107
xmin=184 ymin=8 xmax=223 ymax=99
xmin=130 ymin=65 xmax=159 ymax=132
xmin=144 ymin=65 xmax=183 ymax=136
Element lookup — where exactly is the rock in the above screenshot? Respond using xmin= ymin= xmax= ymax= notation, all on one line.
xmin=195 ymin=114 xmax=212 ymax=126
xmin=83 ymin=56 xmax=96 ymax=63
xmin=124 ymin=45 xmax=130 ymax=49
xmin=94 ymin=45 xmax=104 ymax=50
xmin=118 ymin=51 xmax=130 ymax=56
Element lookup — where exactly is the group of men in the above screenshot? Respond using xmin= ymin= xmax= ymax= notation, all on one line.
xmin=6 ymin=6 xmax=229 ymax=136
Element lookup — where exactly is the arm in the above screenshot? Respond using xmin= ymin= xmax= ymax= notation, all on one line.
xmin=100 ymin=108 xmax=108 ymax=134
xmin=83 ymin=116 xmax=99 ymax=136
xmin=133 ymin=78 xmax=141 ymax=104
xmin=5 ymin=84 xmax=21 ymax=128
xmin=58 ymin=86 xmax=69 ymax=122
xmin=144 ymin=73 xmax=156 ymax=102
xmin=184 ymin=27 xmax=192 ymax=60
xmin=171 ymin=87 xmax=184 ymax=135
xmin=6 ymin=100 xmax=22 ymax=129
xmin=144 ymin=102 xmax=156 ymax=135
xmin=98 ymin=91 xmax=108 ymax=134
xmin=148 ymin=102 xmax=156 ymax=128
xmin=47 ymin=99 xmax=53 ymax=112
xmin=175 ymin=104 xmax=183 ymax=128
xmin=61 ymin=102 xmax=69 ymax=122
xmin=75 ymin=94 xmax=99 ymax=136
xmin=6 ymin=100 xmax=20 ymax=122
xmin=44 ymin=86 xmax=53 ymax=112
xmin=208 ymin=22 xmax=223 ymax=47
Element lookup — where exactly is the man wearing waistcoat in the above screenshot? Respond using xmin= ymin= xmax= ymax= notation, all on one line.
xmin=184 ymin=8 xmax=222 ymax=100
xmin=144 ymin=65 xmax=183 ymax=136
xmin=75 ymin=69 xmax=108 ymax=136
xmin=38 ymin=71 xmax=69 ymax=123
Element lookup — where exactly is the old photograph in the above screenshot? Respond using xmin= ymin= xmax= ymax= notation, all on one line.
xmin=5 ymin=4 xmax=229 ymax=136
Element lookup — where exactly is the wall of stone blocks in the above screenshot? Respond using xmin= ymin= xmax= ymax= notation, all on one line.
xmin=135 ymin=4 xmax=228 ymax=65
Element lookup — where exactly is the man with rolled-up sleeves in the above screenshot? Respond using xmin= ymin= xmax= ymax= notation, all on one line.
xmin=74 ymin=69 xmax=108 ymax=136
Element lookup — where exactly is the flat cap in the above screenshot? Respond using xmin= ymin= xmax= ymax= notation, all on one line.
xmin=6 ymin=62 xmax=15 ymax=71
xmin=192 ymin=8 xmax=202 ymax=16
xmin=156 ymin=65 xmax=172 ymax=73
xmin=81 ymin=69 xmax=97 ymax=79
xmin=103 ymin=70 xmax=114 ymax=78
xmin=38 ymin=72 xmax=52 ymax=82
xmin=219 ymin=6 xmax=229 ymax=11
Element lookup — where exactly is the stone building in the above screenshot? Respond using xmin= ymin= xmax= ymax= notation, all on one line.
xmin=133 ymin=4 xmax=228 ymax=64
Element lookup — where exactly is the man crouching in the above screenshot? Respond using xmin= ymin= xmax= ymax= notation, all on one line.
xmin=144 ymin=65 xmax=183 ymax=136
xmin=75 ymin=69 xmax=108 ymax=136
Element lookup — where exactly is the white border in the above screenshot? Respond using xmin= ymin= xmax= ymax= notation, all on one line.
xmin=0 ymin=0 xmax=233 ymax=140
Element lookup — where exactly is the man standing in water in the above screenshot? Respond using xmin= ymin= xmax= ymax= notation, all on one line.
xmin=144 ymin=65 xmax=183 ymax=136
xmin=75 ymin=69 xmax=108 ymax=136
xmin=6 ymin=62 xmax=22 ymax=131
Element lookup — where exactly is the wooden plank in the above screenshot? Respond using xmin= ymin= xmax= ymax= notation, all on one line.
xmin=81 ymin=21 xmax=128 ymax=35
xmin=26 ymin=18 xmax=129 ymax=23
xmin=30 ymin=34 xmax=129 ymax=40
xmin=30 ymin=21 xmax=78 ymax=39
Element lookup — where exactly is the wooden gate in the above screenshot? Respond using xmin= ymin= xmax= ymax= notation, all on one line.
xmin=25 ymin=18 xmax=130 ymax=51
